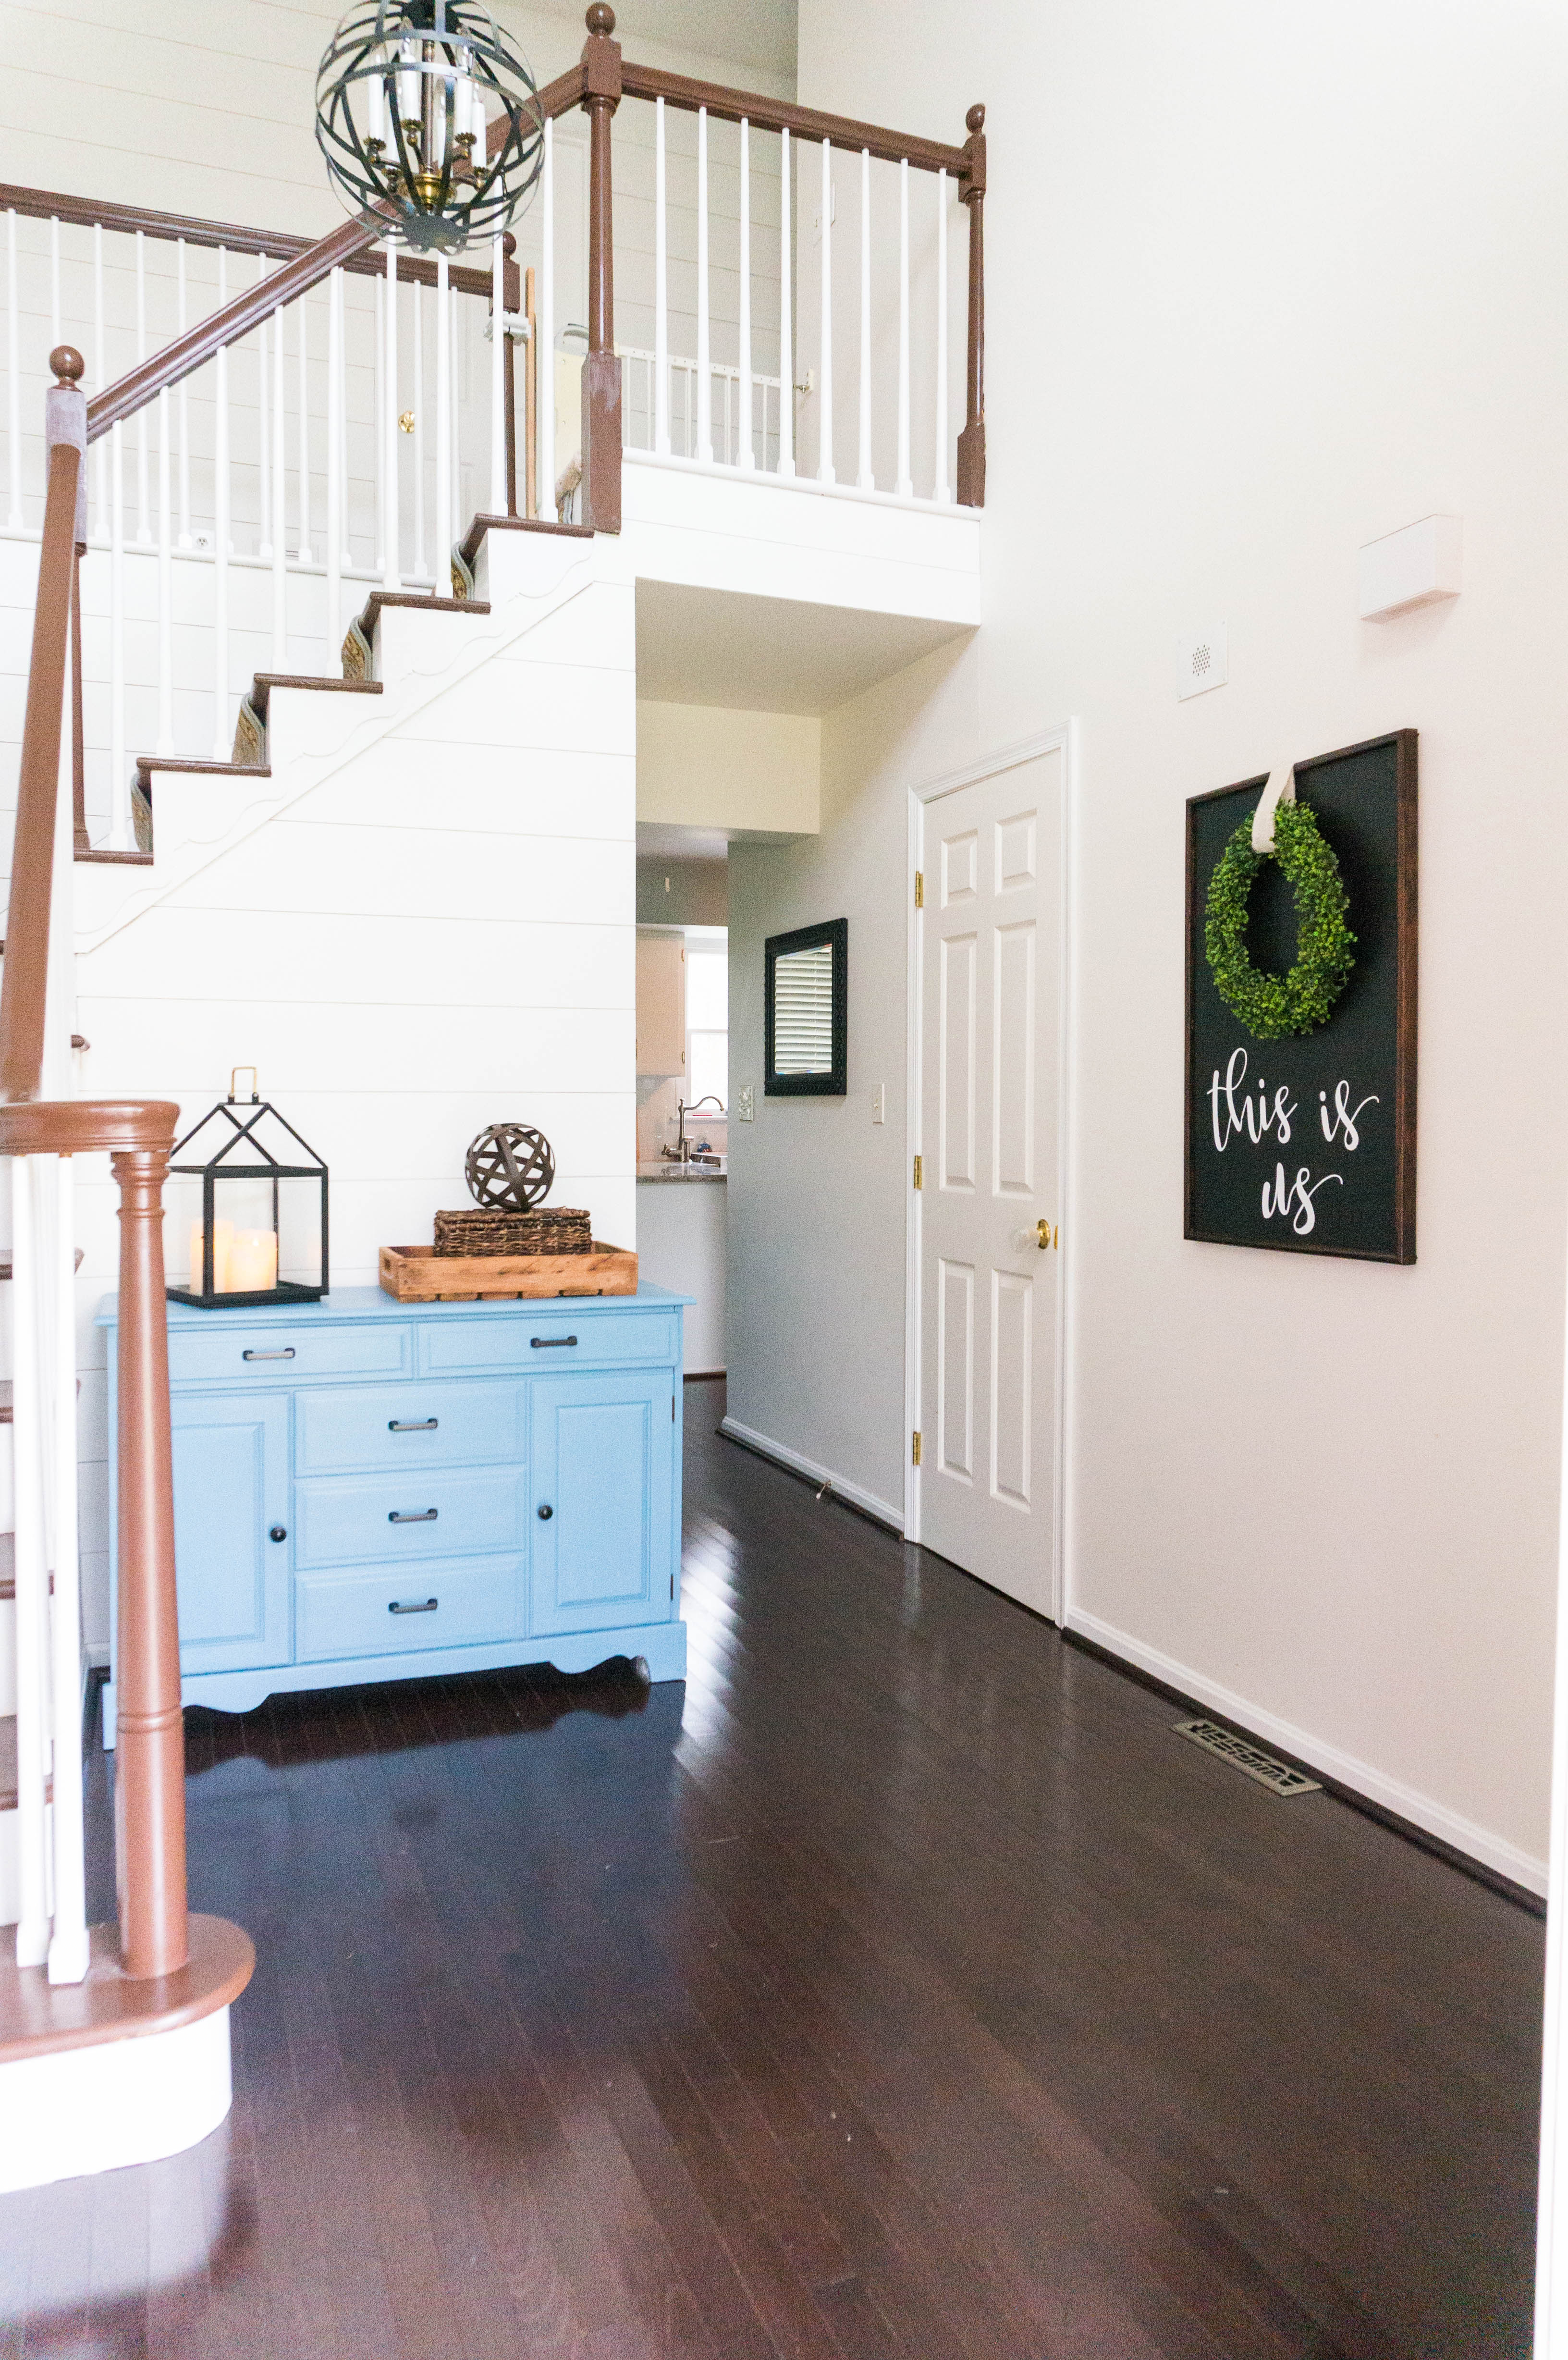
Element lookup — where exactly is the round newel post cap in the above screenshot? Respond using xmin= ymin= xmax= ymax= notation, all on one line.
xmin=50 ymin=344 xmax=85 ymax=386
xmin=966 ymin=104 xmax=985 ymax=135
xmin=586 ymin=3 xmax=615 ymax=33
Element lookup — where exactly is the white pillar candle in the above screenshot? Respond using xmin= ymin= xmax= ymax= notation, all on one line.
xmin=368 ymin=53 xmax=386 ymax=145
xmin=191 ymin=1217 xmax=234 ymax=1293
xmin=225 ymin=1230 xmax=278 ymax=1293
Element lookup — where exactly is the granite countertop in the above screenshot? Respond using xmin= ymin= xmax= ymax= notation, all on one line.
xmin=637 ymin=1159 xmax=727 ymax=1181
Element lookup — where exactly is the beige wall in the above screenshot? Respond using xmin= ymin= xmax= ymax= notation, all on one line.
xmin=743 ymin=0 xmax=1568 ymax=1883
xmin=637 ymin=700 xmax=819 ymax=836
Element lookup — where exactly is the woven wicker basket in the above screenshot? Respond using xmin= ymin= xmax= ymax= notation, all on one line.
xmin=433 ymin=1207 xmax=593 ymax=1258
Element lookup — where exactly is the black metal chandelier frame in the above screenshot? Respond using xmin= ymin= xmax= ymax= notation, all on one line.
xmin=316 ymin=0 xmax=544 ymax=254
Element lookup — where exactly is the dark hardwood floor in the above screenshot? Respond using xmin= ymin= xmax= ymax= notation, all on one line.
xmin=0 ymin=1377 xmax=1544 ymax=2357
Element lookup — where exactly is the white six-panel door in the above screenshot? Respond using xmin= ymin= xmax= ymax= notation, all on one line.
xmin=915 ymin=740 xmax=1066 ymax=1616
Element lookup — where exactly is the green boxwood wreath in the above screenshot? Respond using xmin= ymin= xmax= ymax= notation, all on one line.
xmin=1203 ymin=799 xmax=1356 ymax=1041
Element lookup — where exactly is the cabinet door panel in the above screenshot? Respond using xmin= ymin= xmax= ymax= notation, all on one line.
xmin=171 ymin=1391 xmax=290 ymax=1671
xmin=529 ymin=1371 xmax=674 ymax=1635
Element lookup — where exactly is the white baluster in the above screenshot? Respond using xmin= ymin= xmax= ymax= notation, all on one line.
xmin=412 ymin=278 xmax=426 ymax=579
xmin=434 ymin=256 xmax=451 ymax=583
xmin=778 ymin=129 xmax=793 ymax=478
xmin=539 ymin=119 xmax=555 ymax=515
xmin=697 ymin=107 xmax=711 ymax=464
xmin=6 ymin=210 xmax=21 ymax=528
xmin=177 ymin=240 xmax=193 ymax=548
xmin=109 ymin=423 xmax=128 ymax=844
xmin=896 ymin=159 xmax=912 ymax=499
xmin=738 ymin=119 xmax=753 ymax=468
xmin=12 ymin=1155 xmax=49 ymax=1969
xmin=297 ymin=289 xmax=312 ymax=564
xmin=49 ymin=215 xmax=60 ymax=350
xmin=489 ymin=233 xmax=505 ymax=514
xmin=257 ymin=256 xmax=271 ymax=559
xmin=818 ymin=139 xmax=833 ymax=484
xmin=92 ymin=223 xmax=107 ymax=541
xmin=654 ymin=97 xmax=669 ymax=456
xmin=934 ymin=169 xmax=950 ymax=503
xmin=213 ymin=252 xmax=231 ymax=759
xmin=857 ymin=149 xmax=872 ymax=490
xmin=327 ymin=265 xmax=343 ymax=661
xmin=339 ymin=269 xmax=353 ymax=567
xmin=373 ymin=269 xmax=384 ymax=573
xmin=157 ymin=387 xmax=173 ymax=752
xmin=46 ymin=1149 xmax=86 ymax=1987
xmin=135 ymin=232 xmax=151 ymax=542
xmin=384 ymin=242 xmax=401 ymax=590
xmin=272 ymin=300 xmax=287 ymax=663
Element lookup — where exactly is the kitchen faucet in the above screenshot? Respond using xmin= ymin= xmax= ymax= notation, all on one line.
xmin=666 ymin=1094 xmax=726 ymax=1164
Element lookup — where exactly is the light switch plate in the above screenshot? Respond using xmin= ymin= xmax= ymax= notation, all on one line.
xmin=737 ymin=1084 xmax=754 ymax=1122
xmin=1176 ymin=624 xmax=1228 ymax=701
xmin=871 ymin=1083 xmax=886 ymax=1124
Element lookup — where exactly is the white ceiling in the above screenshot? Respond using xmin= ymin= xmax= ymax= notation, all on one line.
xmin=523 ymin=0 xmax=797 ymax=83
xmin=636 ymin=580 xmax=972 ymax=716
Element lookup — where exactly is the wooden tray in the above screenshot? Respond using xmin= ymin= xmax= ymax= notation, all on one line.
xmin=379 ymin=1242 xmax=638 ymax=1303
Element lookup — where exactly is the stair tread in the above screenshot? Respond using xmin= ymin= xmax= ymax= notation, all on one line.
xmin=76 ymin=848 xmax=155 ymax=864
xmin=0 ymin=1528 xmax=13 ymax=1601
xmin=247 ymin=674 xmax=383 ymax=722
xmin=0 ymin=1712 xmax=12 ymax=1810
xmin=0 ymin=1914 xmax=253 ymax=2060
xmin=458 ymin=512 xmax=594 ymax=568
xmin=134 ymin=756 xmax=271 ymax=779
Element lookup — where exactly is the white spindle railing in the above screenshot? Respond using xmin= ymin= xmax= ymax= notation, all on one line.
xmin=489 ymin=234 xmax=505 ymax=515
xmin=176 ymin=241 xmax=193 ymax=551
xmin=412 ymin=280 xmax=425 ymax=579
xmin=382 ymin=243 xmax=400 ymax=591
xmin=297 ymin=292 xmax=313 ymax=566
xmin=818 ymin=139 xmax=833 ymax=486
xmin=934 ymin=169 xmax=950 ymax=503
xmin=539 ymin=120 xmax=555 ymax=515
xmin=654 ymin=99 xmax=669 ymax=459
xmin=156 ymin=388 xmax=173 ymax=753
xmin=697 ymin=108 xmax=712 ymax=465
xmin=779 ymin=128 xmax=794 ymax=478
xmin=257 ymin=257 xmax=272 ymax=562
xmin=434 ymin=257 xmax=451 ymax=567
xmin=135 ymin=233 xmax=150 ymax=543
xmin=213 ymin=252 xmax=231 ymax=760
xmin=857 ymin=148 xmax=872 ymax=492
xmin=896 ymin=160 xmax=912 ymax=499
xmin=6 ymin=210 xmax=21 ymax=528
xmin=738 ymin=118 xmax=753 ymax=470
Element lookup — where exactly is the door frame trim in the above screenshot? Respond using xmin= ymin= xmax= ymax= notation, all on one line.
xmin=904 ymin=724 xmax=1077 ymax=1623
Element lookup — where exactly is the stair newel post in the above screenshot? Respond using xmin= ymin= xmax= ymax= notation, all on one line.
xmin=581 ymin=2 xmax=622 ymax=533
xmin=956 ymin=104 xmax=986 ymax=509
xmin=111 ymin=1107 xmax=188 ymax=1981
xmin=502 ymin=232 xmax=520 ymax=518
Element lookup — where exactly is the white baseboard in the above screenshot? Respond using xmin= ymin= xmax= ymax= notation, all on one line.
xmin=718 ymin=1416 xmax=905 ymax=1534
xmin=1066 ymin=1605 xmax=1547 ymax=1897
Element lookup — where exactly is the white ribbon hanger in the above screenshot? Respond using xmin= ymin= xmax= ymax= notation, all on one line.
xmin=1251 ymin=765 xmax=1297 ymax=854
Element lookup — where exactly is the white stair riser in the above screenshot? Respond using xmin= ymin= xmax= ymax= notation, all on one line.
xmin=0 ymin=2005 xmax=233 ymax=2192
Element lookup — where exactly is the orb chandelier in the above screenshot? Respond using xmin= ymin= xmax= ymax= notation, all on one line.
xmin=316 ymin=0 xmax=544 ymax=255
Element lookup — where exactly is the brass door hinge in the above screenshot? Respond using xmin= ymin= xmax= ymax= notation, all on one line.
xmin=912 ymin=1155 xmax=923 ymax=1190
xmin=914 ymin=870 xmax=924 ymax=908
xmin=911 ymin=1430 xmax=922 ymax=1466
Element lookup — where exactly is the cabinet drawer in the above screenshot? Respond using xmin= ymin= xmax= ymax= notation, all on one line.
xmin=294 ymin=1466 xmax=526 ymax=1567
xmin=296 ymin=1380 xmax=524 ymax=1475
xmin=294 ymin=1556 xmax=523 ymax=1661
xmin=417 ymin=1310 xmax=675 ymax=1376
xmin=168 ymin=1322 xmax=410 ymax=1386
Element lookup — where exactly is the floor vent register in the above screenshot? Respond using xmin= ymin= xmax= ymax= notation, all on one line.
xmin=1174 ymin=1719 xmax=1323 ymax=1796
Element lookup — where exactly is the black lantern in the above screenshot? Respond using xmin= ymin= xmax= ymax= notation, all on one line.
xmin=315 ymin=0 xmax=544 ymax=256
xmin=167 ymin=1069 xmax=329 ymax=1310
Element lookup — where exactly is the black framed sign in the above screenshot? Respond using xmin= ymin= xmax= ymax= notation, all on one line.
xmin=1185 ymin=730 xmax=1417 ymax=1263
xmin=765 ymin=918 xmax=848 ymax=1096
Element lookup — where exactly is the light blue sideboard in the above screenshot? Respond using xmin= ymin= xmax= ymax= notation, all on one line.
xmin=99 ymin=1284 xmax=689 ymax=1733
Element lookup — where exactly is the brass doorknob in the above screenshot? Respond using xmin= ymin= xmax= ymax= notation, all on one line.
xmin=1036 ymin=1219 xmax=1057 ymax=1250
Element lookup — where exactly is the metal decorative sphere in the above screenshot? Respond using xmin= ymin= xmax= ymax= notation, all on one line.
xmin=465 ymin=1123 xmax=555 ymax=1211
xmin=316 ymin=0 xmax=543 ymax=255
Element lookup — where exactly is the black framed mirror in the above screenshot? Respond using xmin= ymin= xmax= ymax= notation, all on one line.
xmin=764 ymin=918 xmax=848 ymax=1096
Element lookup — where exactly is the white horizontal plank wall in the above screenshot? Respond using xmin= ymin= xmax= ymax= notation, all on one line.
xmin=69 ymin=527 xmax=635 ymax=1658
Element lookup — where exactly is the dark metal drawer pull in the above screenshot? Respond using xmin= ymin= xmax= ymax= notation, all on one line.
xmin=530 ymin=1334 xmax=577 ymax=1349
xmin=388 ymin=1417 xmax=438 ymax=1432
xmin=242 ymin=1347 xmax=295 ymax=1362
xmin=389 ymin=1597 xmax=438 ymax=1615
xmin=389 ymin=1508 xmax=438 ymax=1524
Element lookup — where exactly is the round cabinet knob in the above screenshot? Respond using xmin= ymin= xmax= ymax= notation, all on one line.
xmin=537 ymin=1503 xmax=554 ymax=1520
xmin=270 ymin=1525 xmax=287 ymax=1543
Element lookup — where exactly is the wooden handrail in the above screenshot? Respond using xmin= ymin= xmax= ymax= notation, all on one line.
xmin=618 ymin=63 xmax=971 ymax=177
xmin=82 ymin=61 xmax=588 ymax=444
